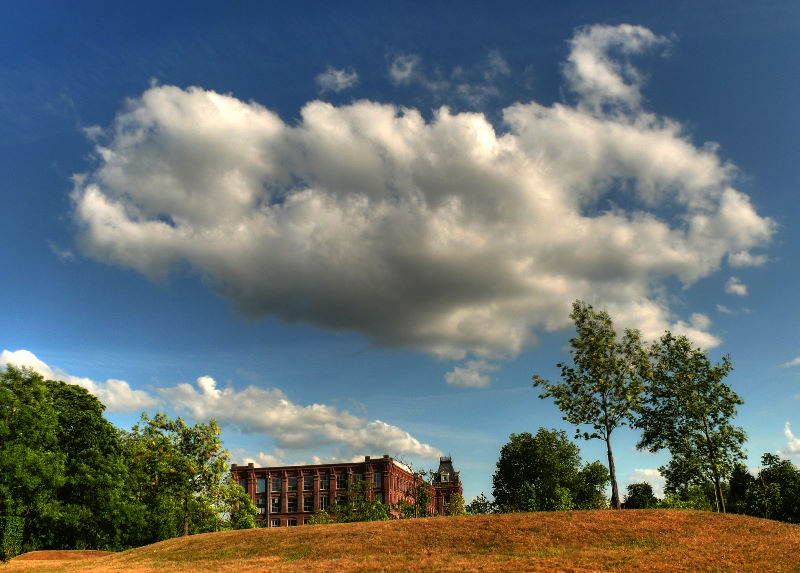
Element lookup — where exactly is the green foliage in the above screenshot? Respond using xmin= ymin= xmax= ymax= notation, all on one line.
xmin=0 ymin=516 xmax=24 ymax=561
xmin=533 ymin=300 xmax=645 ymax=509
xmin=332 ymin=479 xmax=390 ymax=523
xmin=623 ymin=482 xmax=658 ymax=509
xmin=306 ymin=510 xmax=334 ymax=525
xmin=636 ymin=332 xmax=746 ymax=513
xmin=492 ymin=428 xmax=609 ymax=513
xmin=742 ymin=453 xmax=800 ymax=523
xmin=445 ymin=493 xmax=466 ymax=516
xmin=465 ymin=493 xmax=496 ymax=515
xmin=657 ymin=486 xmax=713 ymax=511
xmin=219 ymin=474 xmax=257 ymax=530
xmin=0 ymin=366 xmax=66 ymax=551
xmin=123 ymin=413 xmax=230 ymax=541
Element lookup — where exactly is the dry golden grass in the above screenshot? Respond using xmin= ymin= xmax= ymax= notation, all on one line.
xmin=4 ymin=510 xmax=800 ymax=572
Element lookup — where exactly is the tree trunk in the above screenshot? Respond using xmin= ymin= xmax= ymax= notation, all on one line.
xmin=606 ymin=435 xmax=621 ymax=509
xmin=702 ymin=417 xmax=725 ymax=513
xmin=183 ymin=498 xmax=189 ymax=536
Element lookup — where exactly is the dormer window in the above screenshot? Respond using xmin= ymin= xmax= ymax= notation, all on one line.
xmin=441 ymin=472 xmax=449 ymax=482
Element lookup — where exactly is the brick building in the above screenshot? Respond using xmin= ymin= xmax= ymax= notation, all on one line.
xmin=231 ymin=454 xmax=462 ymax=526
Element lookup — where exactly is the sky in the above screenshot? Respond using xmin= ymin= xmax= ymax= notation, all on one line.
xmin=2 ymin=1 xmax=799 ymax=502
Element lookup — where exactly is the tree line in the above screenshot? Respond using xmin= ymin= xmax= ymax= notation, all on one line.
xmin=0 ymin=365 xmax=257 ymax=561
xmin=467 ymin=300 xmax=799 ymax=524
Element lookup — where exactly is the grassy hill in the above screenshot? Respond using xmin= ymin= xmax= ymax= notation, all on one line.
xmin=4 ymin=510 xmax=800 ymax=572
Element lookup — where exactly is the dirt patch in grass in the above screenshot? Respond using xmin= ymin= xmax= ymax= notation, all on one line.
xmin=2 ymin=510 xmax=799 ymax=572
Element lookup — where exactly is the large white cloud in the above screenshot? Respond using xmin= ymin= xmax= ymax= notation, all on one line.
xmin=71 ymin=24 xmax=774 ymax=372
xmin=778 ymin=421 xmax=800 ymax=458
xmin=159 ymin=375 xmax=442 ymax=460
xmin=0 ymin=349 xmax=158 ymax=412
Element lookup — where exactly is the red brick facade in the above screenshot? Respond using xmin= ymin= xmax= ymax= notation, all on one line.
xmin=231 ymin=454 xmax=462 ymax=526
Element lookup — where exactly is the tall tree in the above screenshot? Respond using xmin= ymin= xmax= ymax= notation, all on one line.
xmin=533 ymin=301 xmax=645 ymax=509
xmin=492 ymin=428 xmax=609 ymax=512
xmin=635 ymin=332 xmax=746 ymax=513
xmin=44 ymin=380 xmax=130 ymax=550
xmin=124 ymin=413 xmax=229 ymax=539
xmin=0 ymin=366 xmax=65 ymax=555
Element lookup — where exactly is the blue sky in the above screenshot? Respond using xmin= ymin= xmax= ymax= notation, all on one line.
xmin=2 ymin=1 xmax=799 ymax=502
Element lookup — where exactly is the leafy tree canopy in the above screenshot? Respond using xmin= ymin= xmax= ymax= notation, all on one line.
xmin=492 ymin=428 xmax=609 ymax=513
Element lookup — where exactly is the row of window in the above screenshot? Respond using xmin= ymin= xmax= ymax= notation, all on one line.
xmin=253 ymin=492 xmax=386 ymax=515
xmin=241 ymin=472 xmax=384 ymax=494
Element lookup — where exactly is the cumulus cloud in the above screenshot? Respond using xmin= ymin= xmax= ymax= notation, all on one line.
xmin=626 ymin=468 xmax=664 ymax=499
xmin=778 ymin=422 xmax=800 ymax=458
xmin=444 ymin=359 xmax=499 ymax=388
xmin=725 ymin=276 xmax=748 ymax=296
xmin=565 ymin=24 xmax=671 ymax=111
xmin=159 ymin=375 xmax=442 ymax=460
xmin=315 ymin=67 xmax=359 ymax=93
xmin=71 ymin=24 xmax=774 ymax=374
xmin=0 ymin=349 xmax=157 ymax=412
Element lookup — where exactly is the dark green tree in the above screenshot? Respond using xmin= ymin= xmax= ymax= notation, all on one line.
xmin=623 ymin=482 xmax=658 ymax=509
xmin=445 ymin=493 xmax=466 ymax=516
xmin=635 ymin=332 xmax=746 ymax=513
xmin=744 ymin=453 xmax=800 ymax=523
xmin=44 ymin=381 xmax=131 ymax=550
xmin=332 ymin=479 xmax=390 ymax=523
xmin=492 ymin=428 xmax=609 ymax=512
xmin=533 ymin=301 xmax=645 ymax=509
xmin=0 ymin=366 xmax=65 ymax=556
xmin=465 ymin=492 xmax=496 ymax=515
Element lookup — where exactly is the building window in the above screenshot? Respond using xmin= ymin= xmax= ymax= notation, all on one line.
xmin=271 ymin=477 xmax=281 ymax=492
xmin=320 ymin=474 xmax=329 ymax=490
xmin=287 ymin=518 xmax=297 ymax=527
xmin=440 ymin=472 xmax=449 ymax=483
xmin=353 ymin=473 xmax=362 ymax=483
xmin=288 ymin=476 xmax=298 ymax=491
xmin=304 ymin=476 xmax=313 ymax=491
xmin=271 ymin=518 xmax=280 ymax=528
xmin=287 ymin=498 xmax=297 ymax=512
xmin=336 ymin=473 xmax=347 ymax=490
xmin=375 ymin=492 xmax=384 ymax=504
xmin=239 ymin=478 xmax=248 ymax=491
xmin=257 ymin=496 xmax=266 ymax=514
xmin=304 ymin=496 xmax=313 ymax=512
xmin=320 ymin=495 xmax=329 ymax=511
xmin=256 ymin=477 xmax=266 ymax=493
xmin=374 ymin=473 xmax=383 ymax=488
xmin=304 ymin=517 xmax=311 ymax=525
xmin=271 ymin=496 xmax=280 ymax=513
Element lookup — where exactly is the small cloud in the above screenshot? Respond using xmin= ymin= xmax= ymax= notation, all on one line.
xmin=716 ymin=304 xmax=734 ymax=315
xmin=728 ymin=251 xmax=768 ymax=267
xmin=389 ymin=54 xmax=420 ymax=85
xmin=780 ymin=357 xmax=800 ymax=369
xmin=671 ymin=313 xmax=721 ymax=349
xmin=725 ymin=277 xmax=748 ymax=296
xmin=444 ymin=360 xmax=499 ymax=388
xmin=48 ymin=240 xmax=75 ymax=262
xmin=315 ymin=67 xmax=358 ymax=93
xmin=777 ymin=421 xmax=800 ymax=458
xmin=625 ymin=468 xmax=664 ymax=499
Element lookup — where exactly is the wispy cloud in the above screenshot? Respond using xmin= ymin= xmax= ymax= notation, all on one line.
xmin=315 ymin=67 xmax=358 ymax=93
xmin=780 ymin=357 xmax=800 ymax=368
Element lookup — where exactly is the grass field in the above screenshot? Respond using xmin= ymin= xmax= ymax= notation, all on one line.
xmin=4 ymin=510 xmax=800 ymax=572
